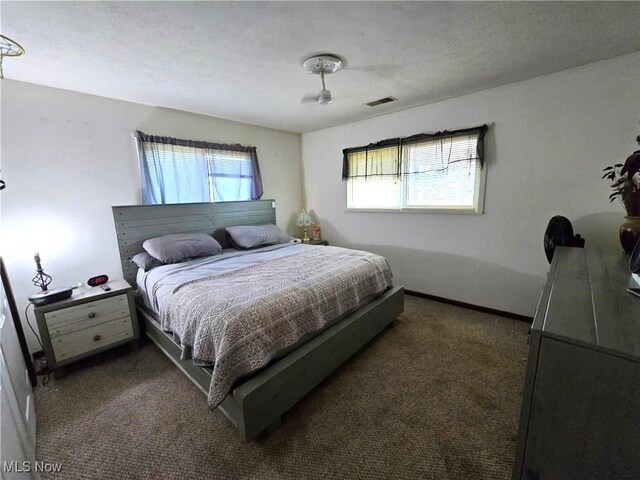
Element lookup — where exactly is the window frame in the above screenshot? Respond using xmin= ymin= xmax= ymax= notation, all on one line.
xmin=344 ymin=127 xmax=488 ymax=215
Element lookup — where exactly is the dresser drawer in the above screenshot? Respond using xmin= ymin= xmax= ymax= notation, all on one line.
xmin=51 ymin=316 xmax=134 ymax=362
xmin=45 ymin=294 xmax=128 ymax=330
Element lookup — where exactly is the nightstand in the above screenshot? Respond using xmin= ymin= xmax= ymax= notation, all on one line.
xmin=306 ymin=240 xmax=328 ymax=246
xmin=33 ymin=279 xmax=139 ymax=378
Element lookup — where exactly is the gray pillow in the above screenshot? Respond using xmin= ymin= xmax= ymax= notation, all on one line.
xmin=226 ymin=224 xmax=291 ymax=249
xmin=130 ymin=252 xmax=164 ymax=272
xmin=143 ymin=232 xmax=222 ymax=264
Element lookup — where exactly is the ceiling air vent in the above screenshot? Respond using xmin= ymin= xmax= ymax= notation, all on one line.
xmin=366 ymin=96 xmax=397 ymax=107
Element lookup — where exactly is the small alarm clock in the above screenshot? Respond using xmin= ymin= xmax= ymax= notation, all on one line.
xmin=87 ymin=274 xmax=109 ymax=287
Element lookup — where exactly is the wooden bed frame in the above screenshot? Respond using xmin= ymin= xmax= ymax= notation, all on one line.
xmin=112 ymin=200 xmax=404 ymax=441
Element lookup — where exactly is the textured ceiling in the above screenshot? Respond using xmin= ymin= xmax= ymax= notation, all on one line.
xmin=1 ymin=1 xmax=639 ymax=133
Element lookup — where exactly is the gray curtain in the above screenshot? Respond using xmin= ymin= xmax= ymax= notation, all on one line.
xmin=248 ymin=147 xmax=263 ymax=200
xmin=137 ymin=132 xmax=209 ymax=204
xmin=137 ymin=131 xmax=263 ymax=204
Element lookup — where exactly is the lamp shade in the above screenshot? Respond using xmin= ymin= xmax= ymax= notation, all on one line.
xmin=295 ymin=209 xmax=315 ymax=227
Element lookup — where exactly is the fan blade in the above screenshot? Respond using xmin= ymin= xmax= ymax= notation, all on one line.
xmin=344 ymin=64 xmax=398 ymax=78
xmin=301 ymin=93 xmax=318 ymax=104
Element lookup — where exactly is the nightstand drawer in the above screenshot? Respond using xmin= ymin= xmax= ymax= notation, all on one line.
xmin=47 ymin=308 xmax=130 ymax=338
xmin=51 ymin=316 xmax=134 ymax=362
xmin=45 ymin=294 xmax=128 ymax=329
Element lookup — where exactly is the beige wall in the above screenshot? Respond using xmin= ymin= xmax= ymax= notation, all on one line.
xmin=302 ymin=52 xmax=640 ymax=316
xmin=0 ymin=80 xmax=302 ymax=350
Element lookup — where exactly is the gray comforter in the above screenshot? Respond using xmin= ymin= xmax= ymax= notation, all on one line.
xmin=160 ymin=245 xmax=392 ymax=407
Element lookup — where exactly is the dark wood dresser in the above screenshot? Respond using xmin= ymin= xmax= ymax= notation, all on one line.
xmin=513 ymin=247 xmax=640 ymax=480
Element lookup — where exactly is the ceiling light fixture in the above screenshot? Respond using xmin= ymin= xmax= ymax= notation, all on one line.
xmin=301 ymin=54 xmax=343 ymax=106
xmin=0 ymin=34 xmax=25 ymax=79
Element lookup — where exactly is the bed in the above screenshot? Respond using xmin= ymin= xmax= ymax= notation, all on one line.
xmin=112 ymin=200 xmax=404 ymax=441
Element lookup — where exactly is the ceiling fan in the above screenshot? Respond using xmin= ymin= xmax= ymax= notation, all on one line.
xmin=301 ymin=54 xmax=343 ymax=106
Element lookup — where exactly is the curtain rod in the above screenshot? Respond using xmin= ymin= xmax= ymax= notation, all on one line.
xmin=343 ymin=123 xmax=493 ymax=154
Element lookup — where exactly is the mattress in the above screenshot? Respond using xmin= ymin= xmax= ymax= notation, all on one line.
xmin=137 ymin=243 xmax=310 ymax=316
xmin=135 ymin=243 xmax=393 ymax=407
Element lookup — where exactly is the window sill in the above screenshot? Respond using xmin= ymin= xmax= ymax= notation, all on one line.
xmin=345 ymin=207 xmax=484 ymax=215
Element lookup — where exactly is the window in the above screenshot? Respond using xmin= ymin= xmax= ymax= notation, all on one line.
xmin=136 ymin=131 xmax=263 ymax=205
xmin=345 ymin=144 xmax=402 ymax=209
xmin=343 ymin=125 xmax=487 ymax=213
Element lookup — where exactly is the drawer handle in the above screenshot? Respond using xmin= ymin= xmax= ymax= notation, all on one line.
xmin=88 ymin=312 xmax=96 ymax=319
xmin=93 ymin=335 xmax=101 ymax=342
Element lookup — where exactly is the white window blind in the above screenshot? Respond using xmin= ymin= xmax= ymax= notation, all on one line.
xmin=404 ymin=134 xmax=481 ymax=209
xmin=209 ymin=149 xmax=253 ymax=202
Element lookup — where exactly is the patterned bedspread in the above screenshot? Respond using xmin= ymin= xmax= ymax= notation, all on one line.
xmin=161 ymin=246 xmax=393 ymax=407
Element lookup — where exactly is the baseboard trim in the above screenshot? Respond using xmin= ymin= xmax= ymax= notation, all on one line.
xmin=404 ymin=290 xmax=533 ymax=323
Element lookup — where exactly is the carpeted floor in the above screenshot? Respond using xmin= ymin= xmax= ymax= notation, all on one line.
xmin=34 ymin=295 xmax=529 ymax=479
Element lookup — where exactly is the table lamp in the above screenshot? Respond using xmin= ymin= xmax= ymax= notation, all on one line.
xmin=295 ymin=209 xmax=315 ymax=243
xmin=28 ymin=253 xmax=75 ymax=306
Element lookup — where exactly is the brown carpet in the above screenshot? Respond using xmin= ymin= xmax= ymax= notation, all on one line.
xmin=34 ymin=295 xmax=529 ymax=479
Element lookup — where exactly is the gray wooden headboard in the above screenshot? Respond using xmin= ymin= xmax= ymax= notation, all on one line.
xmin=112 ymin=200 xmax=276 ymax=286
